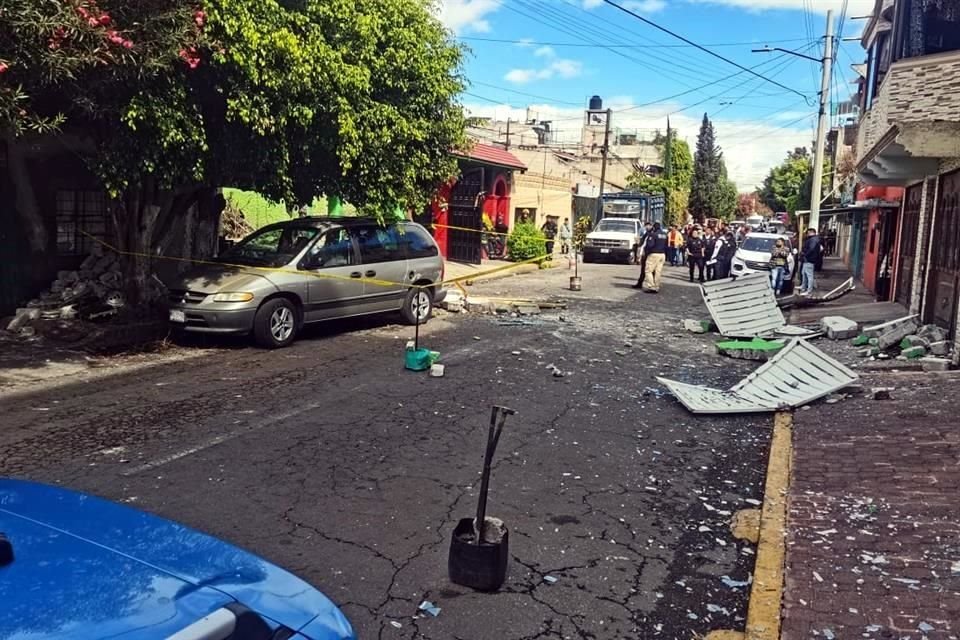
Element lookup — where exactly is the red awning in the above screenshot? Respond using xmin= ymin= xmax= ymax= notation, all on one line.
xmin=455 ymin=143 xmax=526 ymax=172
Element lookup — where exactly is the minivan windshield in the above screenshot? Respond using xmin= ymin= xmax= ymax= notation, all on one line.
xmin=742 ymin=236 xmax=789 ymax=253
xmin=594 ymin=219 xmax=637 ymax=234
xmin=220 ymin=224 xmax=321 ymax=267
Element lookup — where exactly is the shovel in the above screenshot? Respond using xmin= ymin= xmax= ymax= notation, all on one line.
xmin=448 ymin=405 xmax=515 ymax=591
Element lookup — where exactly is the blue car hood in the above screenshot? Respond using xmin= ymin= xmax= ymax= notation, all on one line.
xmin=0 ymin=479 xmax=354 ymax=640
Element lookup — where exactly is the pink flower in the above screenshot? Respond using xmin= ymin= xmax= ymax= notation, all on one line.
xmin=0 ymin=62 xmax=9 ymax=74
xmin=122 ymin=40 xmax=133 ymax=49
xmin=193 ymin=10 xmax=206 ymax=28
xmin=98 ymin=13 xmax=111 ymax=26
xmin=179 ymin=47 xmax=201 ymax=69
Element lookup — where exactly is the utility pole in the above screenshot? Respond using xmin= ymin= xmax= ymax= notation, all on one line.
xmin=596 ymin=108 xmax=612 ymax=220
xmin=752 ymin=10 xmax=834 ymax=232
xmin=504 ymin=118 xmax=511 ymax=150
xmin=808 ymin=10 xmax=834 ymax=233
xmin=664 ymin=118 xmax=673 ymax=224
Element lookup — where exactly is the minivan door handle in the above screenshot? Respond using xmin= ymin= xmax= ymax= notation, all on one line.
xmin=408 ymin=271 xmax=416 ymax=280
xmin=364 ymin=270 xmax=377 ymax=278
xmin=350 ymin=271 xmax=363 ymax=279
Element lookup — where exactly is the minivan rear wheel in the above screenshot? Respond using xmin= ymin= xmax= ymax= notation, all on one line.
xmin=254 ymin=298 xmax=299 ymax=348
xmin=402 ymin=287 xmax=433 ymax=325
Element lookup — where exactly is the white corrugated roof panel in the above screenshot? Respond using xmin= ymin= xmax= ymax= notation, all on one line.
xmin=701 ymin=273 xmax=786 ymax=338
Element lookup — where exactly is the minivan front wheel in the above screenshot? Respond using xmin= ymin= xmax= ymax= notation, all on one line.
xmin=254 ymin=298 xmax=299 ymax=348
xmin=402 ymin=287 xmax=433 ymax=325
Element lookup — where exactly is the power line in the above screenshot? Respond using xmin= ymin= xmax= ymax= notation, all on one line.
xmin=458 ymin=36 xmax=814 ymax=49
xmin=599 ymin=0 xmax=812 ymax=102
xmin=470 ymin=81 xmax=586 ymax=107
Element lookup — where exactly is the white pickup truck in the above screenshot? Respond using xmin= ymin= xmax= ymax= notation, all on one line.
xmin=582 ymin=217 xmax=642 ymax=264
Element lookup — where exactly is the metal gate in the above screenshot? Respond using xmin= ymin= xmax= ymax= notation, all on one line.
xmin=895 ymin=183 xmax=922 ymax=308
xmin=447 ymin=168 xmax=483 ymax=265
xmin=925 ymin=169 xmax=960 ymax=335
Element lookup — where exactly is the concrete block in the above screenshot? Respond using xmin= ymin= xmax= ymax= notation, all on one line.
xmin=5 ymin=308 xmax=39 ymax=332
xmin=920 ymin=357 xmax=951 ymax=372
xmin=871 ymin=387 xmax=894 ymax=400
xmin=465 ymin=297 xmax=492 ymax=313
xmin=900 ymin=335 xmax=930 ymax=349
xmin=877 ymin=320 xmax=920 ymax=349
xmin=515 ymin=304 xmax=541 ymax=316
xmin=901 ymin=345 xmax=927 ymax=359
xmin=918 ymin=324 xmax=947 ymax=344
xmin=858 ymin=346 xmax=881 ymax=357
xmin=821 ymin=316 xmax=859 ymax=340
xmin=683 ymin=319 xmax=707 ymax=334
xmin=929 ymin=340 xmax=951 ymax=356
xmin=863 ymin=314 xmax=919 ymax=338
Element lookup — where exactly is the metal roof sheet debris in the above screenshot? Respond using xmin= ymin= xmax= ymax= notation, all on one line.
xmin=700 ymin=273 xmax=786 ymax=338
xmin=657 ymin=339 xmax=859 ymax=414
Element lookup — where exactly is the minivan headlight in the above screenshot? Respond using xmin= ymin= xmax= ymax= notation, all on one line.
xmin=213 ymin=292 xmax=255 ymax=302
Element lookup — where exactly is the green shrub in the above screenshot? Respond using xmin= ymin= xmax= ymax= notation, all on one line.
xmin=506 ymin=223 xmax=547 ymax=262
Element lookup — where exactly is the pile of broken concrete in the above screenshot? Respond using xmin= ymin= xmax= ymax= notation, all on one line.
xmin=5 ymin=247 xmax=136 ymax=338
xmin=823 ymin=314 xmax=953 ymax=371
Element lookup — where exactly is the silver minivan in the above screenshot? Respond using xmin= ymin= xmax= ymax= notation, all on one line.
xmin=166 ymin=217 xmax=446 ymax=348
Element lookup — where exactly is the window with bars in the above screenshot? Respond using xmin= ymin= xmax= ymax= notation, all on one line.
xmin=893 ymin=0 xmax=960 ymax=60
xmin=55 ymin=190 xmax=110 ymax=256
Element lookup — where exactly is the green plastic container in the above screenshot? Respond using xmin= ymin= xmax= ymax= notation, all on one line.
xmin=405 ymin=348 xmax=440 ymax=371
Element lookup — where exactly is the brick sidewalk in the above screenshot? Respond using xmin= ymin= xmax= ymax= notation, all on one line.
xmin=781 ymin=372 xmax=960 ymax=639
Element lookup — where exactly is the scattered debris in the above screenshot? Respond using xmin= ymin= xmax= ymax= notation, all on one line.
xmin=543 ymin=575 xmax=558 ymax=584
xmin=900 ymin=345 xmax=927 ymax=359
xmin=440 ymin=290 xmax=464 ymax=313
xmin=430 ymin=364 xmax=445 ymax=377
xmin=720 ymin=575 xmax=751 ymax=589
xmin=918 ymin=622 xmax=934 ymax=633
xmin=700 ymin=273 xmax=785 ymax=338
xmin=778 ymin=277 xmax=855 ymax=309
xmin=417 ymin=600 xmax=441 ymax=617
xmin=389 ymin=620 xmax=402 ymax=629
xmin=871 ymin=387 xmax=894 ymax=400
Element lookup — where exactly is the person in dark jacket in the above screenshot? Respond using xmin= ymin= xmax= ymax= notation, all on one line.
xmin=632 ymin=221 xmax=655 ymax=289
xmin=686 ymin=228 xmax=707 ymax=283
xmin=704 ymin=230 xmax=717 ymax=281
xmin=709 ymin=232 xmax=735 ymax=279
xmin=641 ymin=223 xmax=669 ymax=292
xmin=799 ymin=228 xmax=822 ymax=295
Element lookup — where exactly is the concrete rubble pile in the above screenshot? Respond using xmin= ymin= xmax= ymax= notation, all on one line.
xmin=838 ymin=314 xmax=956 ymax=370
xmin=4 ymin=246 xmax=160 ymax=337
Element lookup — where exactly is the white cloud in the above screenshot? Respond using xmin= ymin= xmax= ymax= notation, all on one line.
xmin=504 ymin=58 xmax=584 ymax=84
xmin=461 ymin=99 xmax=815 ymax=189
xmin=686 ymin=0 xmax=875 ymax=14
xmin=534 ymin=45 xmax=556 ymax=58
xmin=623 ymin=0 xmax=668 ymax=13
xmin=582 ymin=0 xmax=604 ymax=8
xmin=435 ymin=0 xmax=500 ymax=34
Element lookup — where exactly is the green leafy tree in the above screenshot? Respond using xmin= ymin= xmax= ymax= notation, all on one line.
xmin=759 ymin=147 xmax=811 ymax=214
xmin=712 ymin=160 xmax=738 ymax=220
xmin=627 ymin=133 xmax=692 ymax=226
xmin=2 ymin=0 xmax=467 ymax=302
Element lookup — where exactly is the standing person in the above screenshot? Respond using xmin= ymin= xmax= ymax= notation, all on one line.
xmin=709 ymin=232 xmax=735 ymax=279
xmin=632 ymin=222 xmax=655 ymax=289
xmin=641 ymin=223 xmax=669 ymax=292
xmin=686 ymin=228 xmax=707 ymax=283
xmin=541 ymin=217 xmax=558 ymax=256
xmin=799 ymin=228 xmax=822 ymax=295
xmin=667 ymin=225 xmax=682 ymax=266
xmin=559 ymin=217 xmax=572 ymax=255
xmin=768 ymin=237 xmax=791 ymax=296
xmin=704 ymin=229 xmax=717 ymax=281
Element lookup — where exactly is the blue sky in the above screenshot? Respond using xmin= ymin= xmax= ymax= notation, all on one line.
xmin=436 ymin=0 xmax=872 ymax=189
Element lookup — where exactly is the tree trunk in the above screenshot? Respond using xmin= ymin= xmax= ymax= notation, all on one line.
xmin=4 ymin=135 xmax=48 ymax=254
xmin=113 ymin=183 xmax=224 ymax=305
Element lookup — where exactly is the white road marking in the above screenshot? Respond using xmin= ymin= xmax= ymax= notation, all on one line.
xmin=121 ymin=401 xmax=323 ymax=476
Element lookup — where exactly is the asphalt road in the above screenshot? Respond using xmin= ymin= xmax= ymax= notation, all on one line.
xmin=1 ymin=261 xmax=773 ymax=640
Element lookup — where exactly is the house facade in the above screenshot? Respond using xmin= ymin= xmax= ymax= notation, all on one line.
xmin=853 ymin=0 xmax=960 ymax=351
xmin=421 ymin=143 xmax=526 ymax=265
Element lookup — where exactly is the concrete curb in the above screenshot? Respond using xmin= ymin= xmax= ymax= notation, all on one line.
xmin=746 ymin=411 xmax=792 ymax=640
xmin=456 ymin=260 xmax=559 ymax=287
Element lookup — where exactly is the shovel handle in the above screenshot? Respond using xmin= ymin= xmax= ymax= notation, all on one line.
xmin=475 ymin=406 xmax=515 ymax=544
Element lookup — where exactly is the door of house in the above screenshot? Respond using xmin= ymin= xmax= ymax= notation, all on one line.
xmin=924 ymin=169 xmax=960 ymax=335
xmin=447 ymin=168 xmax=483 ymax=265
xmin=895 ymin=183 xmax=922 ymax=308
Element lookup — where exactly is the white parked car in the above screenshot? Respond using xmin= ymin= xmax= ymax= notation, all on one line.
xmin=731 ymin=232 xmax=797 ymax=294
xmin=582 ymin=217 xmax=643 ymax=264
